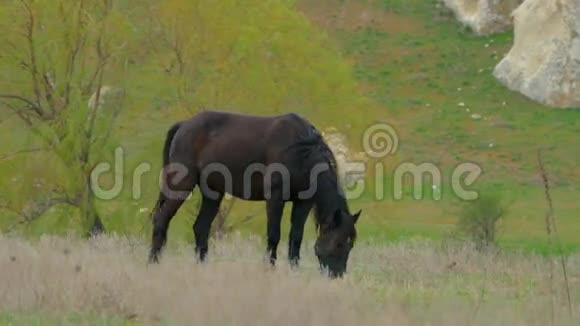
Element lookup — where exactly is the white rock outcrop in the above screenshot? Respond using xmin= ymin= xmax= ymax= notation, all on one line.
xmin=322 ymin=128 xmax=367 ymax=188
xmin=87 ymin=85 xmax=125 ymax=110
xmin=442 ymin=0 xmax=523 ymax=35
xmin=493 ymin=0 xmax=580 ymax=108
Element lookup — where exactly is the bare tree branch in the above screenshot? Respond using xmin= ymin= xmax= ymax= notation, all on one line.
xmin=19 ymin=0 xmax=45 ymax=116
xmin=0 ymin=195 xmax=80 ymax=231
xmin=1 ymin=100 xmax=33 ymax=126
xmin=537 ymin=149 xmax=574 ymax=319
xmin=84 ymin=17 xmax=112 ymax=157
xmin=1 ymin=100 xmax=60 ymax=149
xmin=22 ymin=196 xmax=79 ymax=221
xmin=83 ymin=58 xmax=110 ymax=97
xmin=0 ymin=147 xmax=49 ymax=162
xmin=41 ymin=71 xmax=56 ymax=114
xmin=63 ymin=1 xmax=88 ymax=107
xmin=172 ymin=38 xmax=185 ymax=75
xmin=0 ymin=94 xmax=44 ymax=116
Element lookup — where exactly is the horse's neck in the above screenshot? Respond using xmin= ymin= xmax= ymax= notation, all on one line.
xmin=314 ymin=171 xmax=347 ymax=220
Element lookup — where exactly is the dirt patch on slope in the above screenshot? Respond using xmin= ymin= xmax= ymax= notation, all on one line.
xmin=297 ymin=0 xmax=423 ymax=34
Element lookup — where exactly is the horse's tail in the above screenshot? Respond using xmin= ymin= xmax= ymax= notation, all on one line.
xmin=162 ymin=122 xmax=181 ymax=167
xmin=150 ymin=122 xmax=181 ymax=219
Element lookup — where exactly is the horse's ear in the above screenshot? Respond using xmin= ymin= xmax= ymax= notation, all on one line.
xmin=353 ymin=209 xmax=362 ymax=223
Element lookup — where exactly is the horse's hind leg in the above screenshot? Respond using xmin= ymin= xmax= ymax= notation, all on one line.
xmin=148 ymin=174 xmax=195 ymax=264
xmin=193 ymin=193 xmax=223 ymax=262
xmin=148 ymin=198 xmax=188 ymax=263
xmin=266 ymin=198 xmax=285 ymax=266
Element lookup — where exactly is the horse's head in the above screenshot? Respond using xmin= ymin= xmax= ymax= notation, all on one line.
xmin=314 ymin=208 xmax=361 ymax=278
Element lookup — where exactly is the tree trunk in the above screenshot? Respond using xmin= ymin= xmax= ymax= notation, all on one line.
xmin=87 ymin=202 xmax=105 ymax=237
xmin=81 ymin=176 xmax=106 ymax=237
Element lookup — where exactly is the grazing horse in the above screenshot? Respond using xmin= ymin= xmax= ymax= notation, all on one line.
xmin=147 ymin=110 xmax=361 ymax=278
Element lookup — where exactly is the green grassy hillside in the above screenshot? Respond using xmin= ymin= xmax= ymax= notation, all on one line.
xmin=292 ymin=0 xmax=580 ymax=253
xmin=1 ymin=0 xmax=578 ymax=255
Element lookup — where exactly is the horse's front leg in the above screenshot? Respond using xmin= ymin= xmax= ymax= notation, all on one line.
xmin=288 ymin=199 xmax=313 ymax=269
xmin=266 ymin=197 xmax=285 ymax=266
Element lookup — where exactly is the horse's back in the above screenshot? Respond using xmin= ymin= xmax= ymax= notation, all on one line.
xmin=190 ymin=110 xmax=309 ymax=130
xmin=173 ymin=110 xmax=312 ymax=166
xmin=185 ymin=110 xmax=311 ymax=146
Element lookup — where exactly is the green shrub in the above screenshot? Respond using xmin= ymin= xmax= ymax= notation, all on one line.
xmin=455 ymin=192 xmax=506 ymax=251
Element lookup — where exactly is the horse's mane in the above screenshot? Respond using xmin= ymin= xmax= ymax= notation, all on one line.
xmin=285 ymin=125 xmax=339 ymax=177
xmin=285 ymin=125 xmax=351 ymax=237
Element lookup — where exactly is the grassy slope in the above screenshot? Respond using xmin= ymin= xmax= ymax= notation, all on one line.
xmin=1 ymin=0 xmax=578 ymax=255
xmin=285 ymin=0 xmax=580 ymax=253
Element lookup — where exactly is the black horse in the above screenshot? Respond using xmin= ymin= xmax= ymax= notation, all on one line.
xmin=148 ymin=110 xmax=361 ymax=278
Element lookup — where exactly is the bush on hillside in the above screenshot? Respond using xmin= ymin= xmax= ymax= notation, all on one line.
xmin=455 ymin=192 xmax=506 ymax=251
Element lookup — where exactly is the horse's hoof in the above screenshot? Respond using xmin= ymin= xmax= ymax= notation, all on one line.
xmin=289 ymin=259 xmax=300 ymax=271
xmin=147 ymin=253 xmax=160 ymax=265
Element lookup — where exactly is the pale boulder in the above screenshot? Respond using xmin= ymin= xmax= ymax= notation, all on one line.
xmin=442 ymin=0 xmax=523 ymax=35
xmin=87 ymin=85 xmax=125 ymax=110
xmin=322 ymin=128 xmax=367 ymax=189
xmin=86 ymin=85 xmax=125 ymax=124
xmin=493 ymin=0 xmax=580 ymax=108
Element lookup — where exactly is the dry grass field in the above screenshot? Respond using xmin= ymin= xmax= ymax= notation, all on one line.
xmin=1 ymin=233 xmax=578 ymax=325
xmin=1 ymin=0 xmax=579 ymax=325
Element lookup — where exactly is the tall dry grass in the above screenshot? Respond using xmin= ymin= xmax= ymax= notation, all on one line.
xmin=0 ymin=233 xmax=578 ymax=325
